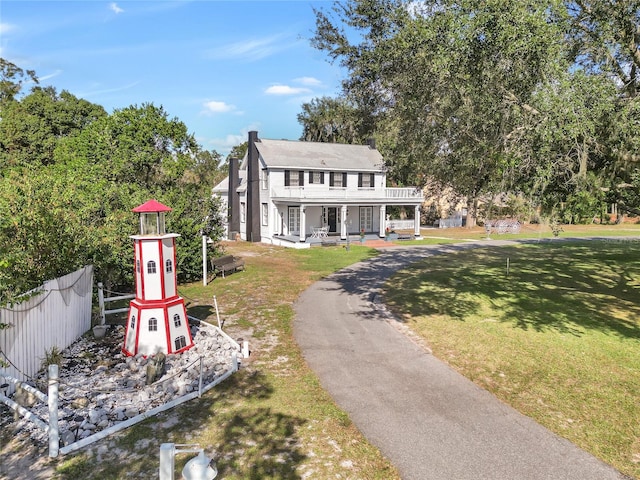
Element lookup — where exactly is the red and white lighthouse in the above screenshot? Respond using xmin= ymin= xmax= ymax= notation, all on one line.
xmin=122 ymin=200 xmax=194 ymax=356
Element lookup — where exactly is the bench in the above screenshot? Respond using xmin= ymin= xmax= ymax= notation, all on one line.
xmin=210 ymin=254 xmax=245 ymax=278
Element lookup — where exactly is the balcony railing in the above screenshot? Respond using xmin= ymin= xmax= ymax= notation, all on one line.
xmin=270 ymin=186 xmax=423 ymax=203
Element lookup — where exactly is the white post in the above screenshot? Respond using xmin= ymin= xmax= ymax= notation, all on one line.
xmin=414 ymin=205 xmax=421 ymax=237
xmin=379 ymin=206 xmax=386 ymax=238
xmin=213 ymin=296 xmax=221 ymax=329
xmin=202 ymin=235 xmax=208 ymax=286
xmin=242 ymin=340 xmax=249 ymax=358
xmin=340 ymin=205 xmax=348 ymax=240
xmin=299 ymin=204 xmax=306 ymax=242
xmin=48 ymin=364 xmax=59 ymax=458
xmin=97 ymin=282 xmax=105 ymax=325
xmin=159 ymin=443 xmax=176 ymax=480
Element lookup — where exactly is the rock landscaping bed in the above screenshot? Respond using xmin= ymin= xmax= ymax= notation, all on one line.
xmin=1 ymin=321 xmax=241 ymax=449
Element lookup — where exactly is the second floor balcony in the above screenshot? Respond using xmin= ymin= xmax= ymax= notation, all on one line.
xmin=270 ymin=185 xmax=424 ymax=205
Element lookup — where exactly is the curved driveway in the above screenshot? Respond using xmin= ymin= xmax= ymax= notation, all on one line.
xmin=293 ymin=242 xmax=627 ymax=480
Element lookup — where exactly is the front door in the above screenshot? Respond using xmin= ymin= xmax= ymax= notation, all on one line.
xmin=327 ymin=208 xmax=337 ymax=233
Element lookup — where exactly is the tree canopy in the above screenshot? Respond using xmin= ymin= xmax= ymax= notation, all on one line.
xmin=305 ymin=0 xmax=640 ymax=223
xmin=0 ymin=59 xmax=227 ymax=300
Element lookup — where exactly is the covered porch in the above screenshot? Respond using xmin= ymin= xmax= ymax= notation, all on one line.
xmin=271 ymin=202 xmax=422 ymax=245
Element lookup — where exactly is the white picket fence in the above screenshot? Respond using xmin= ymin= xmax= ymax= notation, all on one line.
xmin=0 ymin=265 xmax=94 ymax=395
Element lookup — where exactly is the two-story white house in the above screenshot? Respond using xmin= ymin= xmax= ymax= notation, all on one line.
xmin=213 ymin=131 xmax=424 ymax=248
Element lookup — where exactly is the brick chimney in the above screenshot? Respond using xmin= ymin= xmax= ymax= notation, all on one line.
xmin=246 ymin=131 xmax=261 ymax=242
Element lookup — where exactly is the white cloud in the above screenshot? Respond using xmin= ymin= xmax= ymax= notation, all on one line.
xmin=294 ymin=76 xmax=322 ymax=87
xmin=265 ymin=85 xmax=311 ymax=96
xmin=202 ymin=100 xmax=241 ymax=115
xmin=0 ymin=22 xmax=16 ymax=35
xmin=38 ymin=69 xmax=63 ymax=82
xmin=205 ymin=33 xmax=292 ymax=62
xmin=109 ymin=3 xmax=124 ymax=14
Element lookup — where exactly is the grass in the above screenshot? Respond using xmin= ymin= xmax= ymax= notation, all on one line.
xmin=13 ymin=223 xmax=638 ymax=478
xmin=49 ymin=242 xmax=397 ymax=479
xmin=384 ymin=239 xmax=640 ymax=479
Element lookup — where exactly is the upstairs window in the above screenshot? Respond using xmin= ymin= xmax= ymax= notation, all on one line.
xmin=358 ymin=173 xmax=375 ymax=188
xmin=261 ymin=169 xmax=268 ymax=189
xmin=330 ymin=172 xmax=347 ymax=188
xmin=174 ymin=314 xmax=182 ymax=327
xmin=285 ymin=170 xmax=304 ymax=187
xmin=308 ymin=171 xmax=325 ymax=185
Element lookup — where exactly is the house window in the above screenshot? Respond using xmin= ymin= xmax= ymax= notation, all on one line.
xmin=136 ymin=259 xmax=140 ymax=273
xmin=309 ymin=171 xmax=324 ymax=184
xmin=165 ymin=259 xmax=173 ymax=273
xmin=261 ymin=169 xmax=268 ymax=189
xmin=240 ymin=202 xmax=246 ymax=223
xmin=285 ymin=170 xmax=304 ymax=187
xmin=149 ymin=317 xmax=158 ymax=331
xmin=147 ymin=260 xmax=157 ymax=274
xmin=262 ymin=203 xmax=269 ymax=226
xmin=288 ymin=206 xmax=300 ymax=234
xmin=358 ymin=173 xmax=375 ymax=188
xmin=130 ymin=315 xmax=136 ymax=329
xmin=329 ymin=172 xmax=347 ymax=188
xmin=174 ymin=314 xmax=182 ymax=327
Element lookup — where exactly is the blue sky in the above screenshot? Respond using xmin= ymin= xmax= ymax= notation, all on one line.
xmin=0 ymin=0 xmax=344 ymax=156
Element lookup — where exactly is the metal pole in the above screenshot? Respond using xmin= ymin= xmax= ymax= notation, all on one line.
xmin=202 ymin=235 xmax=208 ymax=286
xmin=198 ymin=356 xmax=203 ymax=398
xmin=48 ymin=364 xmax=59 ymax=458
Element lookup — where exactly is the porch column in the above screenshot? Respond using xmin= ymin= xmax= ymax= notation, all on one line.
xmin=340 ymin=205 xmax=348 ymax=240
xmin=379 ymin=205 xmax=386 ymax=238
xmin=414 ymin=205 xmax=421 ymax=237
xmin=300 ymin=205 xmax=307 ymax=242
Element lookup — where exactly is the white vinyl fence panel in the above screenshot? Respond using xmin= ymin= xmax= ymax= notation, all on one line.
xmin=0 ymin=266 xmax=94 ymax=395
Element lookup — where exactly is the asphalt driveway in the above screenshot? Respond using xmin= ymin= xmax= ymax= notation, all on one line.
xmin=293 ymin=243 xmax=627 ymax=480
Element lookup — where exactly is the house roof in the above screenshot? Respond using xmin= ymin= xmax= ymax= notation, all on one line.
xmin=254 ymin=139 xmax=384 ymax=172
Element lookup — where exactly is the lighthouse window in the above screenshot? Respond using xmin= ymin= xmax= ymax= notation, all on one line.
xmin=175 ymin=335 xmax=187 ymax=350
xmin=148 ymin=318 xmax=158 ymax=331
xmin=165 ymin=259 xmax=173 ymax=273
xmin=136 ymin=259 xmax=140 ymax=273
xmin=130 ymin=316 xmax=136 ymax=329
xmin=147 ymin=260 xmax=157 ymax=274
xmin=173 ymin=314 xmax=182 ymax=327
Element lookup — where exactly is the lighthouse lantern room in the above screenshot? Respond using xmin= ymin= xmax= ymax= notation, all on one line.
xmin=122 ymin=199 xmax=194 ymax=356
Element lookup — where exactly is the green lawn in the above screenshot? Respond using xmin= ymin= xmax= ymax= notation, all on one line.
xmin=384 ymin=239 xmax=640 ymax=479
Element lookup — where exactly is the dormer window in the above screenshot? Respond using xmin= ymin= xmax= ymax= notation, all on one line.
xmin=285 ymin=170 xmax=304 ymax=187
